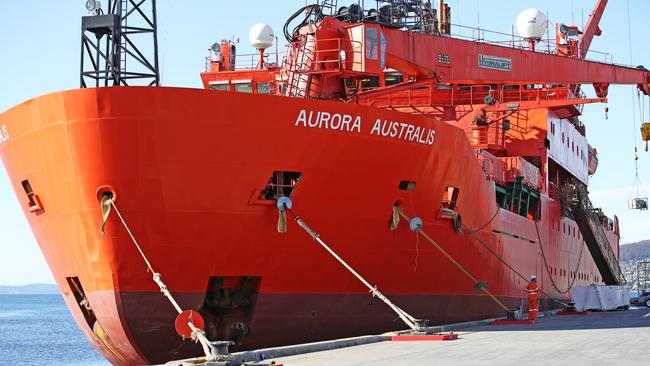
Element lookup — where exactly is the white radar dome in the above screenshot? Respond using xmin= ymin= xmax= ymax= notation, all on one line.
xmin=516 ymin=8 xmax=548 ymax=40
xmin=249 ymin=23 xmax=275 ymax=50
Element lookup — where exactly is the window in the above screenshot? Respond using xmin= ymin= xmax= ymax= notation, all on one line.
xmin=365 ymin=27 xmax=379 ymax=60
xmin=380 ymin=31 xmax=387 ymax=69
xmin=257 ymin=82 xmax=273 ymax=95
xmin=21 ymin=180 xmax=36 ymax=207
xmin=234 ymin=83 xmax=253 ymax=93
xmin=209 ymin=83 xmax=230 ymax=91
xmin=442 ymin=186 xmax=460 ymax=210
xmin=399 ymin=180 xmax=416 ymax=191
xmin=385 ymin=72 xmax=404 ymax=86
xmin=550 ymin=122 xmax=555 ymax=135
xmin=562 ymin=132 xmax=565 ymax=143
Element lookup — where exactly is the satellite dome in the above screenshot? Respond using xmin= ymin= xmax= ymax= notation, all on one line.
xmin=516 ymin=9 xmax=548 ymax=40
xmin=249 ymin=23 xmax=275 ymax=50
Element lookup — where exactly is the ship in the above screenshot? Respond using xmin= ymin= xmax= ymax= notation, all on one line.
xmin=0 ymin=0 xmax=647 ymax=365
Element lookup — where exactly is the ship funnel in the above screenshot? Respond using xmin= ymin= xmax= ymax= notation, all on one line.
xmin=516 ymin=8 xmax=548 ymax=40
xmin=249 ymin=23 xmax=275 ymax=50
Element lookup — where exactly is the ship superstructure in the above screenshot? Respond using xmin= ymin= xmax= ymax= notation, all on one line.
xmin=1 ymin=0 xmax=649 ymax=365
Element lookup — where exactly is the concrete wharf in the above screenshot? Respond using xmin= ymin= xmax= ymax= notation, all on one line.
xmin=164 ymin=307 xmax=650 ymax=366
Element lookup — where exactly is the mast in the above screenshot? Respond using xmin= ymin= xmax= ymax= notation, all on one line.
xmin=80 ymin=0 xmax=160 ymax=87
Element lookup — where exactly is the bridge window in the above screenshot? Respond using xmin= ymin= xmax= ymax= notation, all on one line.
xmin=208 ymin=81 xmax=230 ymax=91
xmin=234 ymin=82 xmax=253 ymax=93
xmin=365 ymin=27 xmax=379 ymax=60
xmin=257 ymin=82 xmax=273 ymax=95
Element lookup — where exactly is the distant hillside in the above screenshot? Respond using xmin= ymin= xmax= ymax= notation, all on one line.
xmin=620 ymin=240 xmax=650 ymax=262
xmin=0 ymin=283 xmax=59 ymax=295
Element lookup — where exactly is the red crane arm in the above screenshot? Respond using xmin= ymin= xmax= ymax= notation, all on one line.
xmin=380 ymin=27 xmax=650 ymax=95
xmin=580 ymin=0 xmax=608 ymax=60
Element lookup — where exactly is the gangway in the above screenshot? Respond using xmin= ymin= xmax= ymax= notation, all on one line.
xmin=563 ymin=185 xmax=626 ymax=285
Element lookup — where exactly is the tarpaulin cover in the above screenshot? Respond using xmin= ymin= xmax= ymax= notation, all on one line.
xmin=571 ymin=285 xmax=630 ymax=311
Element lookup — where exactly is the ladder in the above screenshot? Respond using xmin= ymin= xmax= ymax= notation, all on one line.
xmin=564 ymin=184 xmax=626 ymax=285
xmin=284 ymin=35 xmax=320 ymax=98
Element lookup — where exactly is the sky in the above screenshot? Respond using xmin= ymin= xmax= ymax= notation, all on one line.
xmin=0 ymin=0 xmax=648 ymax=286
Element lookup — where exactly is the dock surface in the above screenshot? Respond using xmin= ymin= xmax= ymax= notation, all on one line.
xmin=247 ymin=308 xmax=650 ymax=366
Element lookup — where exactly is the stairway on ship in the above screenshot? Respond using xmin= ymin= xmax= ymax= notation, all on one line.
xmin=563 ymin=184 xmax=625 ymax=285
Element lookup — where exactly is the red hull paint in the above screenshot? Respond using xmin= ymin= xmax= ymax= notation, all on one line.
xmin=0 ymin=87 xmax=616 ymax=365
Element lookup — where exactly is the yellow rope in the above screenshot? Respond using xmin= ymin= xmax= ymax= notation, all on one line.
xmin=396 ymin=208 xmax=510 ymax=312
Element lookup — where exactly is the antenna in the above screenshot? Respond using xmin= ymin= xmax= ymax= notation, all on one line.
xmin=80 ymin=0 xmax=160 ymax=87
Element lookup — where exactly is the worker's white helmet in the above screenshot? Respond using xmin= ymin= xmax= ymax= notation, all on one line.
xmin=530 ymin=275 xmax=537 ymax=281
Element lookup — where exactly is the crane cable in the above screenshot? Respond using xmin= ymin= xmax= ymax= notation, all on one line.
xmin=631 ymin=92 xmax=647 ymax=201
xmin=100 ymin=195 xmax=217 ymax=361
xmin=627 ymin=0 xmax=646 ymax=201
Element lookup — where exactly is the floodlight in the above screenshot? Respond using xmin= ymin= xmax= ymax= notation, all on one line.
xmin=86 ymin=0 xmax=102 ymax=13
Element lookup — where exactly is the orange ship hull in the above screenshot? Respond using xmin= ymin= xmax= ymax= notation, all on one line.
xmin=0 ymin=87 xmax=616 ymax=365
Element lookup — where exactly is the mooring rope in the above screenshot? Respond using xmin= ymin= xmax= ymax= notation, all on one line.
xmin=279 ymin=203 xmax=419 ymax=331
xmin=100 ymin=195 xmax=217 ymax=360
xmin=396 ymin=207 xmax=510 ymax=312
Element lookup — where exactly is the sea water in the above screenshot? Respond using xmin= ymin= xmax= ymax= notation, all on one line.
xmin=0 ymin=294 xmax=109 ymax=366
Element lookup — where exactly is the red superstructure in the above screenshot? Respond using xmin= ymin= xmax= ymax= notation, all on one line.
xmin=1 ymin=1 xmax=648 ymax=365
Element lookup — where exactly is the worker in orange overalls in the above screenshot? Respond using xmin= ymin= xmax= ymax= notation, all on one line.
xmin=526 ymin=275 xmax=539 ymax=321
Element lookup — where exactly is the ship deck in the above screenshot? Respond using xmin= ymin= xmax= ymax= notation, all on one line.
xmin=164 ymin=307 xmax=650 ymax=366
